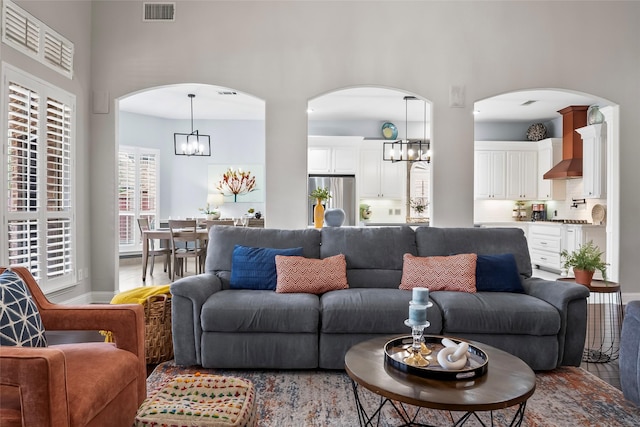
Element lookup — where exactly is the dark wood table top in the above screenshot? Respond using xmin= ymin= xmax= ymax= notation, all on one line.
xmin=344 ymin=335 xmax=536 ymax=412
xmin=558 ymin=278 xmax=620 ymax=292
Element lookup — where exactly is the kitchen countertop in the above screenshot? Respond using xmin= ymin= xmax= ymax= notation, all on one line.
xmin=476 ymin=221 xmax=604 ymax=227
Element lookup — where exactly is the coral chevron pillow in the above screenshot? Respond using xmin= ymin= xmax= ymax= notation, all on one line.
xmin=275 ymin=254 xmax=348 ymax=294
xmin=399 ymin=253 xmax=477 ymax=293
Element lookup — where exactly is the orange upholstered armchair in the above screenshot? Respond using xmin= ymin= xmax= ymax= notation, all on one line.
xmin=0 ymin=267 xmax=146 ymax=427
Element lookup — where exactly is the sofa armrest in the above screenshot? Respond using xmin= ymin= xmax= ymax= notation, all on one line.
xmin=522 ymin=277 xmax=590 ymax=366
xmin=0 ymin=347 xmax=70 ymax=426
xmin=170 ymin=273 xmax=222 ymax=366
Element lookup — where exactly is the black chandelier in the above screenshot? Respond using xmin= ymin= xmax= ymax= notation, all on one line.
xmin=383 ymin=96 xmax=431 ymax=163
xmin=174 ymin=93 xmax=211 ymax=157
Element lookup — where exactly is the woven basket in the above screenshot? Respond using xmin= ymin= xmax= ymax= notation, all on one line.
xmin=144 ymin=293 xmax=173 ymax=364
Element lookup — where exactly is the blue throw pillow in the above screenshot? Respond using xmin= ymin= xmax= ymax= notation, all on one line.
xmin=230 ymin=245 xmax=304 ymax=290
xmin=475 ymin=253 xmax=525 ymax=293
xmin=0 ymin=269 xmax=47 ymax=347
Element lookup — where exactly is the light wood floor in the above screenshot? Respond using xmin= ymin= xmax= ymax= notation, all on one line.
xmin=107 ymin=257 xmax=623 ymax=390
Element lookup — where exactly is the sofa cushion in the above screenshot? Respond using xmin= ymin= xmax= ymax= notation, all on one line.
xmin=399 ymin=253 xmax=477 ymax=293
xmin=476 ymin=253 xmax=525 ymax=293
xmin=0 ymin=269 xmax=47 ymax=347
xmin=320 ymin=288 xmax=443 ymax=334
xmin=415 ymin=227 xmax=533 ymax=278
xmin=230 ymin=245 xmax=303 ymax=290
xmin=201 ymin=289 xmax=319 ymax=333
xmin=320 ymin=227 xmax=417 ymax=288
xmin=275 ymin=254 xmax=348 ymax=294
xmin=430 ymin=291 xmax=560 ymax=335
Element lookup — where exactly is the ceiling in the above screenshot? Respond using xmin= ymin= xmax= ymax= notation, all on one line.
xmin=119 ymin=84 xmax=602 ymax=124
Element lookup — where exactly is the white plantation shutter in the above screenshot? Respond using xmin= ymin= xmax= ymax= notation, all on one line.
xmin=2 ymin=0 xmax=74 ymax=78
xmin=119 ymin=147 xmax=160 ymax=253
xmin=2 ymin=66 xmax=76 ymax=289
xmin=2 ymin=0 xmax=39 ymax=54
xmin=119 ymin=151 xmax=136 ymax=246
xmin=43 ymin=30 xmax=73 ymax=75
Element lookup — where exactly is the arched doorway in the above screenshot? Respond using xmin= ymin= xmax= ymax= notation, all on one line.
xmin=307 ymin=86 xmax=433 ymax=225
xmin=116 ymin=83 xmax=265 ymax=290
xmin=473 ymin=89 xmax=619 ymax=282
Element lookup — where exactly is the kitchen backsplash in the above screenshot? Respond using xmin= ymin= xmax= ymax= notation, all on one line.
xmin=474 ymin=178 xmax=606 ymax=223
xmin=359 ymin=198 xmax=407 ymax=223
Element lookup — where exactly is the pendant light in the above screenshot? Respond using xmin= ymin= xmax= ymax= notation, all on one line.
xmin=383 ymin=96 xmax=430 ymax=163
xmin=174 ymin=94 xmax=211 ymax=156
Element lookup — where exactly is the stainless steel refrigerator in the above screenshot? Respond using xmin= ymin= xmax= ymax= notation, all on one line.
xmin=308 ymin=175 xmax=357 ymax=226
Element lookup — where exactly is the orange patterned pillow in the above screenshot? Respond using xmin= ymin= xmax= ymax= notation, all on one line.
xmin=399 ymin=253 xmax=477 ymax=293
xmin=275 ymin=254 xmax=348 ymax=294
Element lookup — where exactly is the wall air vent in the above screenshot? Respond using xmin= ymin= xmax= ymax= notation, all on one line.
xmin=143 ymin=2 xmax=175 ymax=22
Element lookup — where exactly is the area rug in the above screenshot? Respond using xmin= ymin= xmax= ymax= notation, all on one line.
xmin=147 ymin=361 xmax=640 ymax=426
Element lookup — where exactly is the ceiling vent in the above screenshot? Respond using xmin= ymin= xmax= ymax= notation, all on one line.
xmin=521 ymin=100 xmax=537 ymax=106
xmin=217 ymin=91 xmax=237 ymax=95
xmin=143 ymin=2 xmax=175 ymax=22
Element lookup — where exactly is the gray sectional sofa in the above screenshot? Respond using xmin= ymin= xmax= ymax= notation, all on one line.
xmin=171 ymin=226 xmax=589 ymax=371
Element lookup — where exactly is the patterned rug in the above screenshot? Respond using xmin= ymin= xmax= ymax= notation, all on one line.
xmin=147 ymin=361 xmax=640 ymax=426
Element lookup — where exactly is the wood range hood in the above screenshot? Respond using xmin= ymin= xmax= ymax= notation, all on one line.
xmin=543 ymin=105 xmax=588 ymax=180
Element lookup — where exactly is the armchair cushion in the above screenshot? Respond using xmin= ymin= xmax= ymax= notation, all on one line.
xmin=0 ymin=269 xmax=47 ymax=347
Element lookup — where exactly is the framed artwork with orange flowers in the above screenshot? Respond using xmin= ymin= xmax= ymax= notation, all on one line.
xmin=208 ymin=164 xmax=264 ymax=203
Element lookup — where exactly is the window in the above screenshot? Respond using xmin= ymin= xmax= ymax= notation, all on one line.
xmin=1 ymin=65 xmax=76 ymax=290
xmin=1 ymin=0 xmax=74 ymax=79
xmin=118 ymin=146 xmax=160 ymax=253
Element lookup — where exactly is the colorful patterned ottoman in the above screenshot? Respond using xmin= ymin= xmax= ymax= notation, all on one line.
xmin=135 ymin=373 xmax=257 ymax=427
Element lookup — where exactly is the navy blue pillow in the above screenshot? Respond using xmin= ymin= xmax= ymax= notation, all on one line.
xmin=475 ymin=253 xmax=525 ymax=293
xmin=230 ymin=245 xmax=304 ymax=290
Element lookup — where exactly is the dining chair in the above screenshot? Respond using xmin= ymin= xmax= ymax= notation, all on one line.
xmin=138 ymin=218 xmax=171 ymax=278
xmin=168 ymin=219 xmax=206 ymax=281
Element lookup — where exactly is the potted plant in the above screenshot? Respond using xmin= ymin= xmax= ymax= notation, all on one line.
xmin=560 ymin=240 xmax=607 ymax=286
xmin=199 ymin=204 xmax=221 ymax=220
xmin=309 ymin=187 xmax=331 ymax=228
xmin=410 ymin=198 xmax=428 ymax=217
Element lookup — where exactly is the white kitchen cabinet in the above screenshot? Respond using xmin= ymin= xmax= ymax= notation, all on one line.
xmin=577 ymin=124 xmax=606 ymax=199
xmin=359 ymin=144 xmax=405 ymax=199
xmin=308 ymin=136 xmax=360 ymax=174
xmin=537 ymin=138 xmax=566 ymax=200
xmin=529 ymin=223 xmax=563 ymax=272
xmin=563 ymin=225 xmax=607 ymax=279
xmin=506 ymin=150 xmax=537 ymax=200
xmin=474 ymin=150 xmax=506 ymax=199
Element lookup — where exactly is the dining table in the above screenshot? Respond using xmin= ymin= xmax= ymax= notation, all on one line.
xmin=142 ymin=227 xmax=209 ymax=282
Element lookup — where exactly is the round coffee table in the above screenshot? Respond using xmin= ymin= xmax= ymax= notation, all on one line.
xmin=344 ymin=335 xmax=536 ymax=426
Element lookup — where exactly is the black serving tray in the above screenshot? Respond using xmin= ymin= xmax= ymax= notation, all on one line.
xmin=384 ymin=335 xmax=489 ymax=381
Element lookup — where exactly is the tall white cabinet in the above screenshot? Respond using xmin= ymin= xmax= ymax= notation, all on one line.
xmin=359 ymin=143 xmax=405 ymax=199
xmin=537 ymin=138 xmax=566 ymax=200
xmin=576 ymin=124 xmax=606 ymax=199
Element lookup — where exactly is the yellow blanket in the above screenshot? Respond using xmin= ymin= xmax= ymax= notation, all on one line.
xmin=109 ymin=284 xmax=171 ymax=305
xmin=101 ymin=285 xmax=171 ymax=342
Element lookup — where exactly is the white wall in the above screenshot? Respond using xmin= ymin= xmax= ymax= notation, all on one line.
xmin=8 ymin=1 xmax=637 ymax=296
xmin=118 ymin=111 xmax=265 ymax=220
xmin=4 ymin=1 xmax=93 ymax=302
